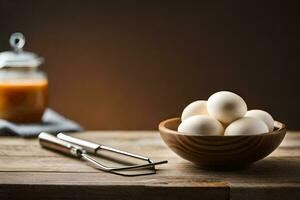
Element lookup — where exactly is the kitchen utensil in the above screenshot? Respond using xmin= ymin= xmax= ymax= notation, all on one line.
xmin=39 ymin=132 xmax=167 ymax=176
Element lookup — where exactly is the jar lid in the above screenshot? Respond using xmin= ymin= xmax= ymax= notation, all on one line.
xmin=0 ymin=32 xmax=44 ymax=68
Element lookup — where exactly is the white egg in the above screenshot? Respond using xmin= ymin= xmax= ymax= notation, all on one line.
xmin=181 ymin=100 xmax=208 ymax=121
xmin=245 ymin=109 xmax=274 ymax=131
xmin=207 ymin=91 xmax=247 ymax=124
xmin=178 ymin=115 xmax=224 ymax=136
xmin=224 ymin=117 xmax=269 ymax=136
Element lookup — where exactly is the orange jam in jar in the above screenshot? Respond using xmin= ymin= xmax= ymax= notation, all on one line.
xmin=0 ymin=77 xmax=48 ymax=123
xmin=0 ymin=33 xmax=48 ymax=123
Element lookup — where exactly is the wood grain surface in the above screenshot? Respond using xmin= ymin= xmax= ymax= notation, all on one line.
xmin=0 ymin=131 xmax=299 ymax=200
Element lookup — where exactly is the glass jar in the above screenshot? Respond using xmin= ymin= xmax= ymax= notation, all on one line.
xmin=0 ymin=33 xmax=48 ymax=123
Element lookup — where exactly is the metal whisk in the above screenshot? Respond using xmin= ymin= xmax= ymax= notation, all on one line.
xmin=38 ymin=132 xmax=167 ymax=176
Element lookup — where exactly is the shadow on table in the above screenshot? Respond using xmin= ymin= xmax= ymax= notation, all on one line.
xmin=191 ymin=157 xmax=299 ymax=183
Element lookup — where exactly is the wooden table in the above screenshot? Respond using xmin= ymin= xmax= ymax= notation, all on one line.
xmin=0 ymin=131 xmax=299 ymax=200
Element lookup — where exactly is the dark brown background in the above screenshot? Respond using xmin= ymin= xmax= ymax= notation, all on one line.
xmin=0 ymin=1 xmax=299 ymax=130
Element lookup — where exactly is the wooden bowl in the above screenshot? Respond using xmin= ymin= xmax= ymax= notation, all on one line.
xmin=159 ymin=117 xmax=286 ymax=170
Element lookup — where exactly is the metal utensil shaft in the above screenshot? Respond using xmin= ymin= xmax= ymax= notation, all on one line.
xmin=57 ymin=133 xmax=151 ymax=162
xmin=39 ymin=132 xmax=83 ymax=157
xmin=38 ymin=132 xmax=168 ymax=176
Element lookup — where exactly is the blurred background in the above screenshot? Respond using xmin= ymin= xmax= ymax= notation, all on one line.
xmin=0 ymin=0 xmax=299 ymax=130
